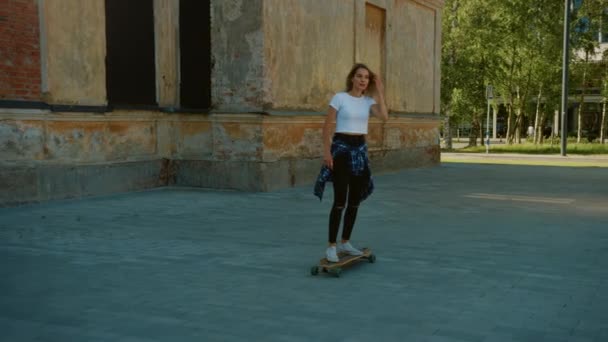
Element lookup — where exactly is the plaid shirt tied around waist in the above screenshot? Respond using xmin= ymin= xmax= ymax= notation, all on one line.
xmin=313 ymin=138 xmax=374 ymax=201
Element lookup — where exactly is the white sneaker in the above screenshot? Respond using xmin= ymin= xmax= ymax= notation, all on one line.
xmin=337 ymin=242 xmax=363 ymax=256
xmin=326 ymin=246 xmax=339 ymax=262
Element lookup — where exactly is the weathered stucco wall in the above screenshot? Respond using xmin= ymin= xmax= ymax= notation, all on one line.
xmin=1 ymin=107 xmax=439 ymax=204
xmin=387 ymin=0 xmax=441 ymax=114
xmin=356 ymin=0 xmax=388 ymax=81
xmin=0 ymin=111 xmax=272 ymax=166
xmin=1 ymin=0 xmax=444 ymax=205
xmin=263 ymin=0 xmax=443 ymax=114
xmin=211 ymin=0 xmax=266 ymax=112
xmin=1 ymin=110 xmax=438 ymax=164
xmin=264 ymin=0 xmax=355 ymax=111
xmin=1 ymin=110 xmax=165 ymax=163
xmin=40 ymin=0 xmax=106 ymax=105
xmin=261 ymin=116 xmax=324 ymax=161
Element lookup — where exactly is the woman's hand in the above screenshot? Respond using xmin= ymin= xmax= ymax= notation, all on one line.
xmin=370 ymin=75 xmax=389 ymax=121
xmin=373 ymin=75 xmax=385 ymax=95
xmin=322 ymin=107 xmax=337 ymax=169
xmin=323 ymin=151 xmax=333 ymax=170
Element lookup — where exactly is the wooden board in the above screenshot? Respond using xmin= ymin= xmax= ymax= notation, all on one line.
xmin=311 ymin=248 xmax=375 ymax=277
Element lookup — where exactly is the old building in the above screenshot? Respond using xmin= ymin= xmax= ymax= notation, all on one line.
xmin=0 ymin=0 xmax=444 ymax=206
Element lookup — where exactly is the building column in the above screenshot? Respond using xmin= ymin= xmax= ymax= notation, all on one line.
xmin=154 ymin=0 xmax=180 ymax=109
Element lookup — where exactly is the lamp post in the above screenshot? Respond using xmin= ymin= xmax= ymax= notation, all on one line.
xmin=561 ymin=0 xmax=571 ymax=156
xmin=486 ymin=85 xmax=493 ymax=154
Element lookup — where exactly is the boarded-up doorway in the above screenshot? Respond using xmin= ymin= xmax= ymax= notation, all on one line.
xmin=362 ymin=3 xmax=386 ymax=79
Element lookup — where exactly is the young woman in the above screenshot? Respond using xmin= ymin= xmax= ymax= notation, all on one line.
xmin=314 ymin=63 xmax=388 ymax=262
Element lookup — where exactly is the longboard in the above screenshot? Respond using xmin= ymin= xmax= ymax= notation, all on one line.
xmin=310 ymin=247 xmax=375 ymax=277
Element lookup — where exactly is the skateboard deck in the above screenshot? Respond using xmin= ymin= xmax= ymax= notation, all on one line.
xmin=310 ymin=247 xmax=375 ymax=277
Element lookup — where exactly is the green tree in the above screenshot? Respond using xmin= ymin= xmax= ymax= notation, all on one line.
xmin=527 ymin=0 xmax=563 ymax=144
xmin=441 ymin=0 xmax=502 ymax=147
xmin=442 ymin=0 xmax=564 ymax=146
xmin=492 ymin=0 xmax=563 ymax=144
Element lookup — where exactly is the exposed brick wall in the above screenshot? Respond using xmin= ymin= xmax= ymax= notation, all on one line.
xmin=0 ymin=0 xmax=41 ymax=101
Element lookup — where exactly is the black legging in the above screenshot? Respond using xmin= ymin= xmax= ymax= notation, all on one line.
xmin=328 ymin=151 xmax=365 ymax=244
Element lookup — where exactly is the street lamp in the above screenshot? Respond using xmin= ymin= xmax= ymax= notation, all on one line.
xmin=486 ymin=85 xmax=493 ymax=154
xmin=561 ymin=0 xmax=571 ymax=156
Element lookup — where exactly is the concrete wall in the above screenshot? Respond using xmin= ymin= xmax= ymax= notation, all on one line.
xmin=387 ymin=0 xmax=441 ymax=114
xmin=211 ymin=0 xmax=266 ymax=112
xmin=1 ymin=0 xmax=445 ymax=206
xmin=0 ymin=107 xmax=439 ymax=203
xmin=262 ymin=0 xmax=444 ymax=113
xmin=263 ymin=0 xmax=355 ymax=111
xmin=256 ymin=0 xmax=443 ymax=180
xmin=0 ymin=110 xmax=163 ymax=163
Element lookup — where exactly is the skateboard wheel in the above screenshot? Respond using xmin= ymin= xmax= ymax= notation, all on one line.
xmin=333 ymin=268 xmax=342 ymax=278
xmin=369 ymin=254 xmax=376 ymax=263
xmin=310 ymin=266 xmax=319 ymax=276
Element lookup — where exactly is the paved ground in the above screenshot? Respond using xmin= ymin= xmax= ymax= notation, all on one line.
xmin=1 ymin=161 xmax=608 ymax=342
xmin=442 ymin=152 xmax=608 ymax=167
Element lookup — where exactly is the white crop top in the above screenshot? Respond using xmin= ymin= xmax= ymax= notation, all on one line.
xmin=329 ymin=92 xmax=376 ymax=134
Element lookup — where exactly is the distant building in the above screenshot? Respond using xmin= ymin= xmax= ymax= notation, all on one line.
xmin=569 ymin=1 xmax=608 ymax=141
xmin=0 ymin=0 xmax=445 ymax=206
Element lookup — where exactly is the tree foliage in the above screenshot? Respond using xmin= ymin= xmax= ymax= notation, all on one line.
xmin=441 ymin=0 xmax=605 ymax=144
